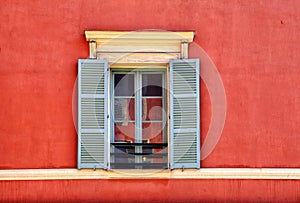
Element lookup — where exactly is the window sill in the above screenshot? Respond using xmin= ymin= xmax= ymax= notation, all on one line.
xmin=0 ymin=168 xmax=299 ymax=180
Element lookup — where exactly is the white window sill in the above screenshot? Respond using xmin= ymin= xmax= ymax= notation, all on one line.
xmin=0 ymin=168 xmax=299 ymax=180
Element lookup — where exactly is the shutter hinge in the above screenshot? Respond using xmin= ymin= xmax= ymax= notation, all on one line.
xmin=107 ymin=115 xmax=109 ymax=119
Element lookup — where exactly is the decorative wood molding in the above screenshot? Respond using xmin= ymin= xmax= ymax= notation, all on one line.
xmin=0 ymin=168 xmax=299 ymax=180
xmin=181 ymin=42 xmax=189 ymax=59
xmin=88 ymin=41 xmax=97 ymax=58
xmin=85 ymin=31 xmax=194 ymax=43
xmin=84 ymin=31 xmax=194 ymax=62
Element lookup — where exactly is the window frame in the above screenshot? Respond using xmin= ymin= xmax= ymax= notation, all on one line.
xmin=109 ymin=68 xmax=168 ymax=169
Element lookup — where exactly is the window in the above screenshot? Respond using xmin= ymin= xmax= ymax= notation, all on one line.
xmin=111 ymin=70 xmax=167 ymax=169
xmin=78 ymin=31 xmax=200 ymax=170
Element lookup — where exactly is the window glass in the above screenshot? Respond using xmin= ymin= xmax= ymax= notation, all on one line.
xmin=114 ymin=74 xmax=135 ymax=96
xmin=114 ymin=98 xmax=135 ymax=121
xmin=142 ymin=74 xmax=162 ymax=96
xmin=142 ymin=98 xmax=162 ymax=121
xmin=112 ymin=72 xmax=167 ymax=169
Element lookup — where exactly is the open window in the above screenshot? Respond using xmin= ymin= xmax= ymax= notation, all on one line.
xmin=78 ymin=31 xmax=200 ymax=170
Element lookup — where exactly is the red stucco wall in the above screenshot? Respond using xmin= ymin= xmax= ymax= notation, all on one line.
xmin=0 ymin=179 xmax=299 ymax=203
xmin=0 ymin=0 xmax=299 ymax=202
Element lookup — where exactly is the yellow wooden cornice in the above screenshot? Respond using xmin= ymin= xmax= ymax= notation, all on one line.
xmin=84 ymin=31 xmax=194 ymax=61
xmin=85 ymin=31 xmax=194 ymax=43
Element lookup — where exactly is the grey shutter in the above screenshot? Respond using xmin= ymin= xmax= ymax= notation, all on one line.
xmin=78 ymin=59 xmax=108 ymax=169
xmin=169 ymin=59 xmax=200 ymax=169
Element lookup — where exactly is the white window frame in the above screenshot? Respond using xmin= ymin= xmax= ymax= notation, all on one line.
xmin=109 ymin=69 xmax=168 ymax=169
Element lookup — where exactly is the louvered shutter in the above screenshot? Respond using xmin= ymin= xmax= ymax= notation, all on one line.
xmin=169 ymin=59 xmax=200 ymax=169
xmin=78 ymin=59 xmax=108 ymax=169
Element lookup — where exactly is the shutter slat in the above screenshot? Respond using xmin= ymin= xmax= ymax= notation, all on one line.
xmin=170 ymin=59 xmax=200 ymax=169
xmin=78 ymin=59 xmax=108 ymax=169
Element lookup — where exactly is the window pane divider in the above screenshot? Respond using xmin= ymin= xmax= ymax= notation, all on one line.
xmin=114 ymin=120 xmax=135 ymax=122
xmin=142 ymin=120 xmax=163 ymax=122
xmin=114 ymin=96 xmax=135 ymax=98
xmin=141 ymin=96 xmax=163 ymax=98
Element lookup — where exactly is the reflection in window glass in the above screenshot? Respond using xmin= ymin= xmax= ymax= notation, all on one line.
xmin=114 ymin=98 xmax=135 ymax=121
xmin=142 ymin=74 xmax=162 ymax=96
xmin=142 ymin=122 xmax=163 ymax=143
xmin=142 ymin=98 xmax=162 ymax=121
xmin=114 ymin=74 xmax=135 ymax=96
xmin=114 ymin=122 xmax=135 ymax=143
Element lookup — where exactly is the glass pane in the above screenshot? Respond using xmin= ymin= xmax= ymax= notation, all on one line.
xmin=142 ymin=74 xmax=162 ymax=96
xmin=114 ymin=74 xmax=134 ymax=96
xmin=142 ymin=98 xmax=162 ymax=121
xmin=142 ymin=122 xmax=163 ymax=143
xmin=114 ymin=98 xmax=135 ymax=121
xmin=114 ymin=122 xmax=135 ymax=143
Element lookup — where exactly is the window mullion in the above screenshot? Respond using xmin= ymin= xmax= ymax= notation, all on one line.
xmin=135 ymin=72 xmax=143 ymax=167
